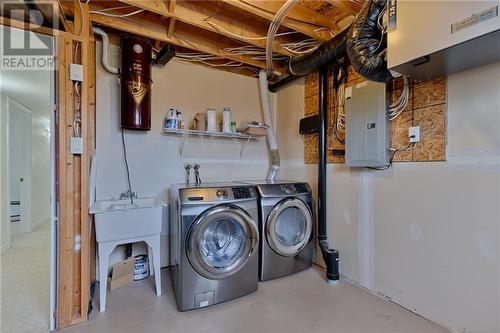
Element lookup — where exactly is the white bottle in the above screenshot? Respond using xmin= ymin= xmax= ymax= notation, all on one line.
xmin=207 ymin=108 xmax=217 ymax=132
xmin=222 ymin=107 xmax=232 ymax=133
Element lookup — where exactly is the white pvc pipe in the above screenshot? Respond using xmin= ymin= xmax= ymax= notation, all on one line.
xmin=259 ymin=70 xmax=280 ymax=182
xmin=259 ymin=70 xmax=278 ymax=149
xmin=92 ymin=27 xmax=119 ymax=74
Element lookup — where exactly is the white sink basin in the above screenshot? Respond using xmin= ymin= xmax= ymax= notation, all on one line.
xmin=90 ymin=198 xmax=166 ymax=243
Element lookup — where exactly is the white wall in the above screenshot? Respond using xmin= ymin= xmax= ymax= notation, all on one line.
xmin=276 ymin=63 xmax=500 ymax=333
xmin=30 ymin=106 xmax=51 ymax=229
xmin=0 ymin=94 xmax=9 ymax=252
xmin=95 ymin=42 xmax=273 ymax=267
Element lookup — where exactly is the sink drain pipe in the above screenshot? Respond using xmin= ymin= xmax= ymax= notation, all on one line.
xmin=318 ymin=66 xmax=340 ymax=285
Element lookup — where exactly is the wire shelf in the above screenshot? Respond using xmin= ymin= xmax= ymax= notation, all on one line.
xmin=163 ymin=128 xmax=262 ymax=140
xmin=163 ymin=128 xmax=264 ymax=157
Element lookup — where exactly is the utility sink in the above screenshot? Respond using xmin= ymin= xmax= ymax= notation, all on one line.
xmin=90 ymin=197 xmax=166 ymax=243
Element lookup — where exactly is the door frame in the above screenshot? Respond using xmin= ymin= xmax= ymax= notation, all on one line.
xmin=6 ymin=97 xmax=32 ymax=237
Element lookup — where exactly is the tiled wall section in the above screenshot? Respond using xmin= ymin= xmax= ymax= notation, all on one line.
xmin=304 ymin=68 xmax=447 ymax=164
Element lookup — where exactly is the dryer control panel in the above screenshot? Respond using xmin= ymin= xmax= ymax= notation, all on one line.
xmin=256 ymin=182 xmax=311 ymax=198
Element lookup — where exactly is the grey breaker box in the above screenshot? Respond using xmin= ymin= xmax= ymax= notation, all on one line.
xmin=345 ymin=81 xmax=388 ymax=168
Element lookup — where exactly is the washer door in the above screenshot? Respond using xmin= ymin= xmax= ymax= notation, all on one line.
xmin=187 ymin=205 xmax=259 ymax=280
xmin=266 ymin=198 xmax=313 ymax=257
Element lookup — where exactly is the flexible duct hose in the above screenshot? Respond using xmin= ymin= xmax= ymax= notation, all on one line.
xmin=288 ymin=29 xmax=348 ymax=77
xmin=92 ymin=27 xmax=119 ymax=74
xmin=258 ymin=70 xmax=280 ymax=182
xmin=346 ymin=0 xmax=392 ymax=82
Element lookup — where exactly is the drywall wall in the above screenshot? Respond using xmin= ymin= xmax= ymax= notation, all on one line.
xmin=95 ymin=42 xmax=272 ymax=267
xmin=30 ymin=103 xmax=51 ymax=229
xmin=276 ymin=62 xmax=500 ymax=333
xmin=0 ymin=94 xmax=9 ymax=252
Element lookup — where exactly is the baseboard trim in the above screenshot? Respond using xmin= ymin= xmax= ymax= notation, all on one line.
xmin=32 ymin=216 xmax=50 ymax=231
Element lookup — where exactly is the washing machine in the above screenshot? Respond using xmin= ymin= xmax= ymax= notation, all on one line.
xmin=169 ymin=183 xmax=260 ymax=311
xmin=241 ymin=180 xmax=314 ymax=281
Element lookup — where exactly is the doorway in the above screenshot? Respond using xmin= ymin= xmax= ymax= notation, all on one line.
xmin=8 ymin=99 xmax=32 ymax=237
xmin=0 ymin=25 xmax=56 ymax=332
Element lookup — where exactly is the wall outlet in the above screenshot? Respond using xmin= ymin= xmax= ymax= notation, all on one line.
xmin=409 ymin=126 xmax=420 ymax=143
xmin=70 ymin=63 xmax=83 ymax=82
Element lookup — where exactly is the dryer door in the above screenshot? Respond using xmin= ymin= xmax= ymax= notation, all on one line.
xmin=266 ymin=198 xmax=313 ymax=257
xmin=187 ymin=204 xmax=259 ymax=280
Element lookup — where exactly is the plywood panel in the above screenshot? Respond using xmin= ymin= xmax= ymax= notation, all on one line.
xmin=304 ymin=68 xmax=447 ymax=164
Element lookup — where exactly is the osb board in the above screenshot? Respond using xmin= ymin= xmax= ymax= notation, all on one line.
xmin=304 ymin=69 xmax=447 ymax=164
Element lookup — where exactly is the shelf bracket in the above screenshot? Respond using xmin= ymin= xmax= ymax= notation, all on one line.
xmin=179 ymin=132 xmax=187 ymax=156
xmin=240 ymin=136 xmax=252 ymax=157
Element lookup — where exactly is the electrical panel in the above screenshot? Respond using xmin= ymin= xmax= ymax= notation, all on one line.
xmin=345 ymin=81 xmax=388 ymax=168
xmin=388 ymin=1 xmax=500 ymax=80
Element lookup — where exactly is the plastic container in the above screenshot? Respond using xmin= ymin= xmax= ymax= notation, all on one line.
xmin=177 ymin=111 xmax=185 ymax=129
xmin=165 ymin=108 xmax=177 ymax=129
xmin=133 ymin=254 xmax=149 ymax=281
xmin=207 ymin=108 xmax=217 ymax=132
xmin=230 ymin=121 xmax=237 ymax=133
xmin=222 ymin=107 xmax=232 ymax=133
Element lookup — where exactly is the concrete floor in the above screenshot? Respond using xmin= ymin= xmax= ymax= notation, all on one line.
xmin=1 ymin=222 xmax=50 ymax=333
xmin=63 ymin=267 xmax=450 ymax=333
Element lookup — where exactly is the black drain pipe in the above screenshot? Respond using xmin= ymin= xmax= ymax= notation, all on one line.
xmin=318 ymin=66 xmax=340 ymax=284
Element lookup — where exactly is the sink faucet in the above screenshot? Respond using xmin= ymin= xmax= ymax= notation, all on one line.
xmin=184 ymin=163 xmax=192 ymax=184
xmin=119 ymin=190 xmax=137 ymax=200
xmin=193 ymin=164 xmax=201 ymax=184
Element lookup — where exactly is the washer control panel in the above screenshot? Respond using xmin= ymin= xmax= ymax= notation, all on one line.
xmin=232 ymin=187 xmax=252 ymax=199
xmin=181 ymin=185 xmax=256 ymax=203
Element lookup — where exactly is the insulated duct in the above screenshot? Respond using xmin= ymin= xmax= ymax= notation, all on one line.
xmin=258 ymin=70 xmax=280 ymax=182
xmin=346 ymin=0 xmax=392 ymax=83
xmin=288 ymin=29 xmax=348 ymax=77
xmin=269 ymin=29 xmax=348 ymax=92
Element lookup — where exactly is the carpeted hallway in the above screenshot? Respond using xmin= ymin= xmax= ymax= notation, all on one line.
xmin=1 ymin=222 xmax=50 ymax=333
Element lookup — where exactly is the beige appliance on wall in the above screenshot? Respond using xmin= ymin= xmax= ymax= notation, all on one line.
xmin=388 ymin=0 xmax=500 ymax=80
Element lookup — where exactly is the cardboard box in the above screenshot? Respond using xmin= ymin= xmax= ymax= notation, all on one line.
xmin=238 ymin=126 xmax=267 ymax=136
xmin=107 ymin=257 xmax=135 ymax=291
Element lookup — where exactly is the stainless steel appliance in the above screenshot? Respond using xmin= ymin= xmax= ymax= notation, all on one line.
xmin=170 ymin=183 xmax=260 ymax=311
xmin=241 ymin=180 xmax=314 ymax=281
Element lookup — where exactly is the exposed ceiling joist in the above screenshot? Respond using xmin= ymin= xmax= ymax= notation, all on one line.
xmin=219 ymin=0 xmax=338 ymax=41
xmin=118 ymin=0 xmax=296 ymax=55
xmin=88 ymin=13 xmax=287 ymax=74
xmin=324 ymin=0 xmax=364 ymax=14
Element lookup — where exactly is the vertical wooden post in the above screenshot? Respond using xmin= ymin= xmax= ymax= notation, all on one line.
xmin=56 ymin=1 xmax=95 ymax=328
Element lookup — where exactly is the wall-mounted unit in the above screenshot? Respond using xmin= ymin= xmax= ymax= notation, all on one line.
xmin=345 ymin=81 xmax=388 ymax=168
xmin=388 ymin=1 xmax=500 ymax=80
